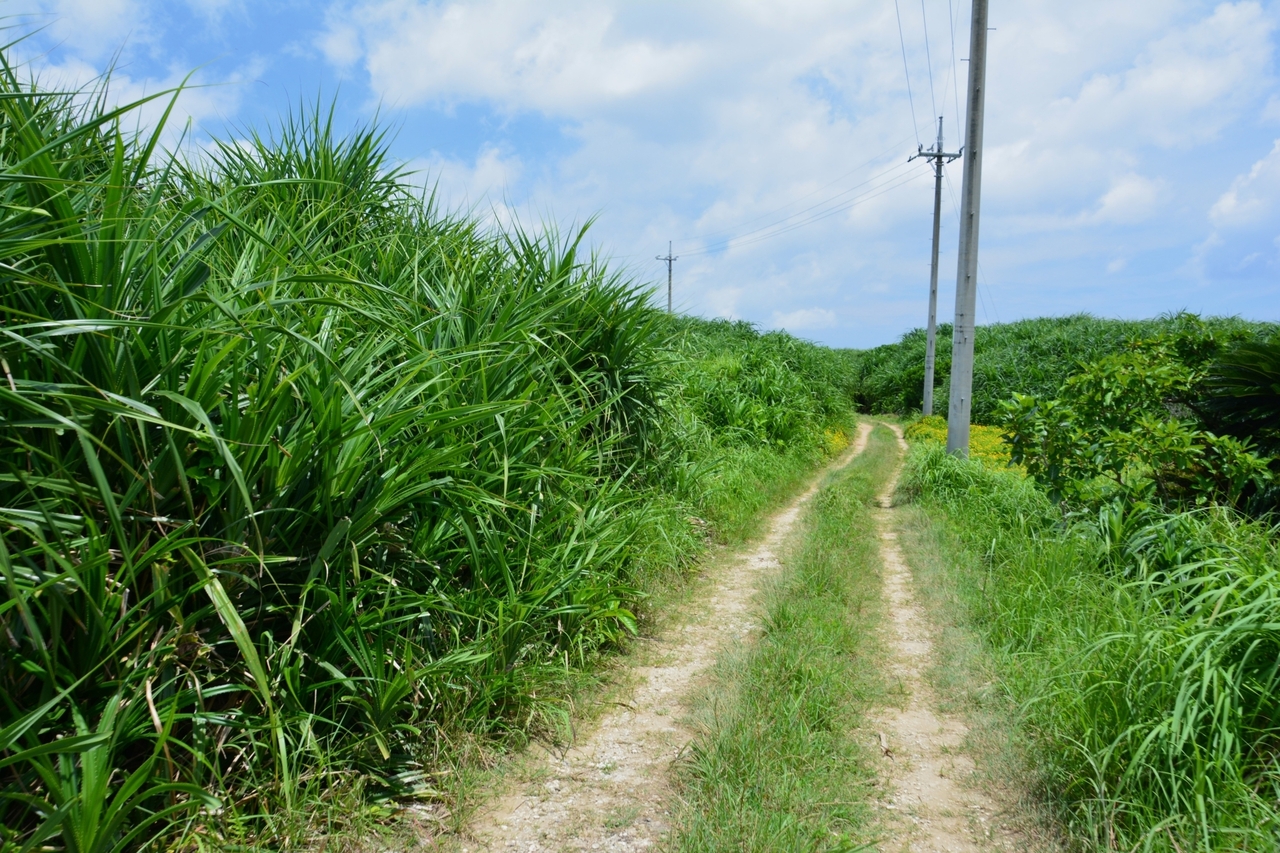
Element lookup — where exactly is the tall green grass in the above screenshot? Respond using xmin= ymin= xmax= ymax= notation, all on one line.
xmin=0 ymin=63 xmax=858 ymax=852
xmin=657 ymin=317 xmax=859 ymax=542
xmin=900 ymin=445 xmax=1280 ymax=851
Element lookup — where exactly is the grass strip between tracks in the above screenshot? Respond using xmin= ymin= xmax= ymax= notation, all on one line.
xmin=667 ymin=423 xmax=899 ymax=852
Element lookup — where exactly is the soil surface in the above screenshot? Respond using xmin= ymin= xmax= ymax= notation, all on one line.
xmin=870 ymin=424 xmax=1022 ymax=851
xmin=458 ymin=423 xmax=873 ymax=852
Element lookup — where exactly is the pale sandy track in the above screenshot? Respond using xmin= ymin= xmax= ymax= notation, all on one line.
xmin=870 ymin=424 xmax=1021 ymax=852
xmin=458 ymin=423 xmax=873 ymax=852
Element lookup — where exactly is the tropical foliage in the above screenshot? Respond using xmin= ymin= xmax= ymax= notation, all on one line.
xmin=0 ymin=66 xmax=856 ymax=853
xmin=1203 ymin=333 xmax=1280 ymax=454
xmin=1001 ymin=327 xmax=1277 ymax=511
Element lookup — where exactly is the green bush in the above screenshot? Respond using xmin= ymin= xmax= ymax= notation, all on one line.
xmin=1001 ymin=334 xmax=1276 ymax=510
xmin=669 ymin=318 xmax=856 ymax=450
xmin=1203 ymin=334 xmax=1280 ymax=454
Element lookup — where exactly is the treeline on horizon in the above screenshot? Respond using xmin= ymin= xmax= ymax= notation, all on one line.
xmin=847 ymin=312 xmax=1278 ymax=423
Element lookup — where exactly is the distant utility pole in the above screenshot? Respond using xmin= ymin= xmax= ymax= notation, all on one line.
xmin=657 ymin=241 xmax=678 ymax=313
xmin=909 ymin=116 xmax=961 ymax=417
xmin=946 ymin=0 xmax=990 ymax=456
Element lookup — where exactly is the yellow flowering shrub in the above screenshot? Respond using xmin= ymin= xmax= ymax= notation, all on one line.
xmin=904 ymin=415 xmax=1014 ymax=469
xmin=822 ymin=426 xmax=851 ymax=456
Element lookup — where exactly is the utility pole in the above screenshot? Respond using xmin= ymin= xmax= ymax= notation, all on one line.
xmin=909 ymin=116 xmax=961 ymax=417
xmin=656 ymin=241 xmax=678 ymax=314
xmin=946 ymin=0 xmax=989 ymax=456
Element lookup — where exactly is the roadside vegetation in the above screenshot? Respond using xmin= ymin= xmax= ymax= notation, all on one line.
xmin=903 ymin=415 xmax=1009 ymax=467
xmin=670 ymin=424 xmax=896 ymax=853
xmin=887 ymin=319 xmax=1280 ymax=850
xmin=0 ymin=65 xmax=857 ymax=853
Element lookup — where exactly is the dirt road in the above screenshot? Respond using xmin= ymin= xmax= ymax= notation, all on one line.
xmin=869 ymin=423 xmax=1021 ymax=851
xmin=459 ymin=423 xmax=873 ymax=852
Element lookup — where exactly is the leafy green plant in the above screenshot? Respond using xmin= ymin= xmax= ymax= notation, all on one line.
xmin=0 ymin=56 xmax=859 ymax=851
xmin=1000 ymin=338 xmax=1275 ymax=508
xmin=1203 ymin=334 xmax=1280 ymax=453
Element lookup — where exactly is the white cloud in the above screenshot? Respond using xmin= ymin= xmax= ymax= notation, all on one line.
xmin=318 ymin=0 xmax=700 ymax=113
xmin=1211 ymin=138 xmax=1280 ymax=227
xmin=1053 ymin=3 xmax=1271 ymax=148
xmin=985 ymin=3 xmax=1274 ymax=214
xmin=1193 ymin=136 xmax=1280 ymax=279
xmin=771 ymin=307 xmax=838 ymax=332
xmin=412 ymin=145 xmax=524 ymax=223
xmin=704 ymin=286 xmax=743 ymax=320
xmin=1087 ymin=174 xmax=1166 ymax=225
xmin=24 ymin=52 xmax=261 ymax=151
xmin=183 ymin=0 xmax=242 ymax=24
xmin=8 ymin=0 xmax=260 ymax=150
xmin=316 ymin=21 xmax=362 ymax=69
xmin=55 ymin=0 xmax=148 ymax=52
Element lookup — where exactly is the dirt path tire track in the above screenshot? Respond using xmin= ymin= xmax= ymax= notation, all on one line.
xmin=871 ymin=423 xmax=1021 ymax=852
xmin=460 ymin=423 xmax=874 ymax=852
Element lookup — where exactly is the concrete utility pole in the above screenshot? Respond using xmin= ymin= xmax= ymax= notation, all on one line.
xmin=909 ymin=116 xmax=961 ymax=417
xmin=656 ymin=241 xmax=678 ymax=314
xmin=946 ymin=0 xmax=989 ymax=456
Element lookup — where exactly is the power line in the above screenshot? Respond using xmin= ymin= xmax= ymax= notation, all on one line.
xmin=677 ymin=130 xmax=920 ymax=248
xmin=712 ymin=169 xmax=930 ymax=251
xmin=947 ymin=0 xmax=962 ymax=142
xmin=920 ymin=0 xmax=937 ymax=122
xmin=682 ymin=171 xmax=925 ymax=256
xmin=894 ymin=0 xmax=922 ymax=146
xmin=681 ymin=163 xmax=929 ymax=257
xmin=682 ymin=159 xmax=916 ymax=255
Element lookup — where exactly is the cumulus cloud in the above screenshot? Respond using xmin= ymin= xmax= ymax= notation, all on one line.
xmin=317 ymin=0 xmax=700 ymax=113
xmin=1087 ymin=174 xmax=1166 ymax=225
xmin=1051 ymin=2 xmax=1271 ymax=148
xmin=9 ymin=0 xmax=261 ymax=149
xmin=772 ymin=307 xmax=838 ymax=332
xmin=39 ymin=59 xmax=258 ymax=147
xmin=1194 ymin=137 xmax=1280 ymax=279
xmin=410 ymin=145 xmax=524 ymax=226
xmin=40 ymin=0 xmax=152 ymax=59
xmin=704 ymin=286 xmax=743 ymax=320
xmin=986 ymin=2 xmax=1274 ymax=214
xmin=1211 ymin=139 xmax=1280 ymax=228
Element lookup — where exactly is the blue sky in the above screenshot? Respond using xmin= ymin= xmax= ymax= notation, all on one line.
xmin=16 ymin=0 xmax=1280 ymax=348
